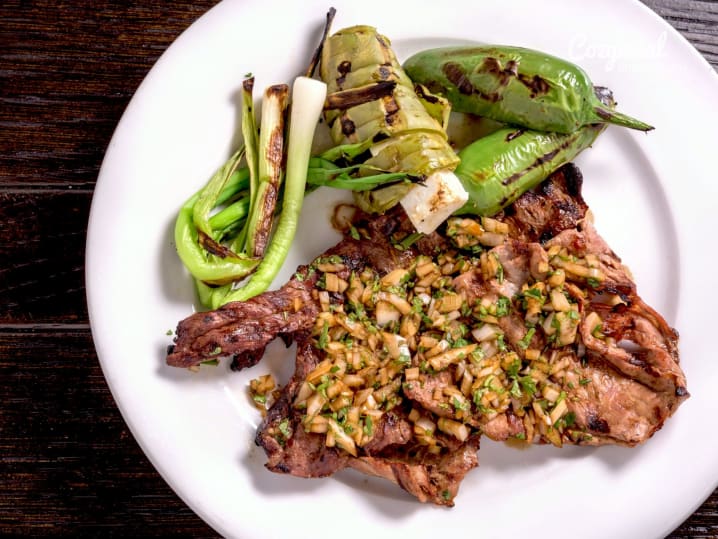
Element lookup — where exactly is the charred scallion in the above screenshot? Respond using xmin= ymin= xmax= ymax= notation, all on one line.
xmin=209 ymin=77 xmax=328 ymax=308
xmin=244 ymin=84 xmax=289 ymax=257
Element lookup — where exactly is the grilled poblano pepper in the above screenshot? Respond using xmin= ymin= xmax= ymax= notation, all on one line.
xmin=320 ymin=26 xmax=464 ymax=224
xmin=455 ymin=123 xmax=605 ymax=216
xmin=403 ymin=45 xmax=653 ymax=134
xmin=455 ymin=86 xmax=620 ymax=216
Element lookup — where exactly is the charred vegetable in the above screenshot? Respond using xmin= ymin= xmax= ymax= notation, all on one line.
xmin=208 ymin=77 xmax=328 ymax=308
xmin=403 ymin=45 xmax=653 ymax=134
xmin=454 ymin=87 xmax=619 ymax=216
xmin=176 ymin=149 xmax=259 ymax=286
xmin=455 ymin=124 xmax=605 ymax=216
xmin=175 ymin=77 xmax=327 ymax=308
xmin=244 ymin=84 xmax=289 ymax=257
xmin=320 ymin=25 xmax=467 ymax=233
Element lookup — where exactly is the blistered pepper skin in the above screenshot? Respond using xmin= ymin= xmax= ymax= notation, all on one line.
xmin=403 ymin=45 xmax=653 ymax=134
xmin=454 ymin=122 xmax=606 ymax=216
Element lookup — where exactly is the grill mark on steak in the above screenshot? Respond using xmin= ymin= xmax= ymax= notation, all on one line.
xmin=502 ymin=163 xmax=588 ymax=243
xmin=167 ymin=275 xmax=319 ymax=368
xmin=586 ymin=413 xmax=611 ymax=434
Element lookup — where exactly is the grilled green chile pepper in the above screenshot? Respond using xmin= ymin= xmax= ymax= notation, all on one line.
xmin=455 ymin=123 xmax=605 ymax=216
xmin=403 ymin=45 xmax=653 ymax=134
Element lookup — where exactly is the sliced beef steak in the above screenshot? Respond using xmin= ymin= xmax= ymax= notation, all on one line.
xmin=167 ymin=229 xmax=418 ymax=368
xmin=256 ymin=335 xmax=480 ymax=506
xmin=166 ymin=163 xmax=688 ymax=504
xmin=167 ymin=164 xmax=586 ymax=368
xmin=167 ymin=276 xmax=319 ymax=368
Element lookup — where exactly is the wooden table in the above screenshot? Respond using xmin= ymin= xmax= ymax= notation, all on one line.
xmin=1 ymin=1 xmax=715 ymax=536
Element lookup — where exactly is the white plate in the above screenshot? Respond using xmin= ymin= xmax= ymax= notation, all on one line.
xmin=86 ymin=1 xmax=718 ymax=537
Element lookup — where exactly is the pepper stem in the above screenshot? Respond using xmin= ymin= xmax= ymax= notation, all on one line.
xmin=592 ymin=106 xmax=654 ymax=132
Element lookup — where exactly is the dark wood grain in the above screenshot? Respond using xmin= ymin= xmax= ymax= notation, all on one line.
xmin=0 ymin=330 xmax=215 ymax=537
xmin=0 ymin=0 xmax=715 ymax=537
xmin=0 ymin=191 xmax=90 ymax=323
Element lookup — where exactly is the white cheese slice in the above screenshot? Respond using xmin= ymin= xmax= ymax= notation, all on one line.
xmin=399 ymin=170 xmax=468 ymax=234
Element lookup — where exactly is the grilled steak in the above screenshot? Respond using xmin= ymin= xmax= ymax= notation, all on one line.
xmin=256 ymin=334 xmax=481 ymax=505
xmin=167 ymin=206 xmax=418 ymax=369
xmin=166 ymin=163 xmax=688 ymax=504
xmin=167 ymin=164 xmax=587 ymax=369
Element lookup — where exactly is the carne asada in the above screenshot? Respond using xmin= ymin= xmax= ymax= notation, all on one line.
xmin=166 ymin=163 xmax=688 ymax=505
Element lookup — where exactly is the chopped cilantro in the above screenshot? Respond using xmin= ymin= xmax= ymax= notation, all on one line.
xmin=453 ymin=396 xmax=469 ymax=412
xmin=519 ymin=376 xmax=537 ymax=397
xmin=165 ymin=329 xmax=174 ymax=336
xmin=451 ymin=338 xmax=470 ymax=349
xmin=495 ymin=296 xmax=511 ymax=317
xmin=278 ymin=418 xmax=291 ymax=438
xmin=579 ymin=378 xmax=591 ymax=386
xmin=524 ymin=288 xmax=544 ymax=301
xmin=318 ymin=321 xmax=329 ymax=350
xmin=399 ymin=232 xmax=423 ymax=250
xmin=586 ymin=277 xmax=601 ymax=289
xmin=509 ymin=379 xmax=522 ymax=398
xmin=517 ymin=327 xmax=536 ymax=349
xmin=493 ymin=254 xmax=504 ymax=283
xmin=349 ymin=225 xmax=360 ymax=240
xmin=363 ymin=416 xmax=374 ymax=437
xmin=507 ymin=358 xmax=521 ymax=378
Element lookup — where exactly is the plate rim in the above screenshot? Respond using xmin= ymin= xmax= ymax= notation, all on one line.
xmin=86 ymin=1 xmax=718 ymax=537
